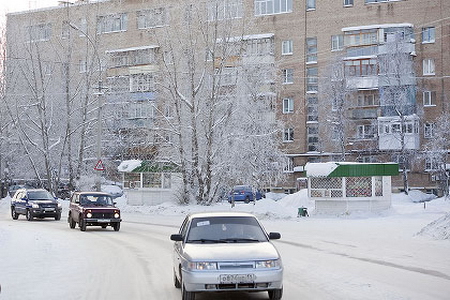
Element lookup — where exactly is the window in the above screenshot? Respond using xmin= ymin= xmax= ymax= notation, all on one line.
xmin=26 ymin=23 xmax=52 ymax=42
xmin=344 ymin=0 xmax=353 ymax=6
xmin=423 ymin=59 xmax=435 ymax=75
xmin=357 ymin=124 xmax=376 ymax=139
xmin=331 ymin=35 xmax=343 ymax=51
xmin=130 ymin=73 xmax=156 ymax=92
xmin=283 ymin=98 xmax=294 ymax=113
xmin=306 ymin=67 xmax=318 ymax=92
xmin=282 ymin=69 xmax=293 ymax=84
xmin=79 ymin=60 xmax=87 ymax=73
xmin=345 ymin=59 xmax=377 ymax=77
xmin=422 ymin=27 xmax=435 ymax=44
xmin=245 ymin=38 xmax=274 ymax=56
xmin=255 ymin=0 xmax=292 ymax=16
xmin=366 ymin=0 xmax=405 ymax=3
xmin=283 ymin=128 xmax=294 ymax=142
xmin=423 ymin=91 xmax=435 ymax=106
xmin=282 ymin=40 xmax=293 ymax=55
xmin=306 ymin=37 xmax=317 ymax=63
xmin=207 ymin=0 xmax=243 ymax=20
xmin=425 ymin=157 xmax=438 ymax=171
xmin=357 ymin=93 xmax=379 ymax=106
xmin=424 ymin=123 xmax=435 ymax=139
xmin=306 ymin=0 xmax=315 ymax=10
xmin=97 ymin=14 xmax=127 ymax=34
xmin=137 ymin=8 xmax=167 ymax=29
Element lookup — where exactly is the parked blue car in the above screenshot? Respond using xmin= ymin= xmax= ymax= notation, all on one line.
xmin=227 ymin=185 xmax=264 ymax=203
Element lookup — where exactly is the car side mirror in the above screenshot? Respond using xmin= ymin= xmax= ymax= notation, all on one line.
xmin=170 ymin=234 xmax=183 ymax=241
xmin=268 ymin=232 xmax=281 ymax=240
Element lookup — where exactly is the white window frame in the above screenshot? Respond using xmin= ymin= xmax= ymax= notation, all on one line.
xmin=331 ymin=35 xmax=343 ymax=51
xmin=282 ymin=40 xmax=293 ymax=55
xmin=423 ymin=91 xmax=435 ymax=106
xmin=283 ymin=128 xmax=294 ymax=142
xmin=208 ymin=0 xmax=243 ymax=20
xmin=283 ymin=98 xmax=294 ymax=113
xmin=137 ymin=8 xmax=167 ymax=29
xmin=344 ymin=0 xmax=354 ymax=6
xmin=97 ymin=14 xmax=127 ymax=34
xmin=282 ymin=69 xmax=293 ymax=84
xmin=306 ymin=0 xmax=316 ymax=10
xmin=423 ymin=59 xmax=435 ymax=75
xmin=254 ymin=0 xmax=292 ymax=16
xmin=422 ymin=27 xmax=435 ymax=44
xmin=424 ymin=123 xmax=435 ymax=139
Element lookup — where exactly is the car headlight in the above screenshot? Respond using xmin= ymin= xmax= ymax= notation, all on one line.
xmin=57 ymin=202 xmax=62 ymax=208
xmin=114 ymin=212 xmax=120 ymax=218
xmin=188 ymin=262 xmax=217 ymax=270
xmin=255 ymin=259 xmax=280 ymax=269
xmin=31 ymin=203 xmax=40 ymax=209
xmin=86 ymin=212 xmax=93 ymax=218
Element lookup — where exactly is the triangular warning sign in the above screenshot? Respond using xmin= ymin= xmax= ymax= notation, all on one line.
xmin=94 ymin=160 xmax=105 ymax=171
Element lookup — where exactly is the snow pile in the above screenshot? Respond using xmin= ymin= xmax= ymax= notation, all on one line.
xmin=417 ymin=212 xmax=450 ymax=240
xmin=394 ymin=190 xmax=437 ymax=203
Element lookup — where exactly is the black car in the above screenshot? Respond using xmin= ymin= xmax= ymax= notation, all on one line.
xmin=11 ymin=188 xmax=62 ymax=221
xmin=68 ymin=192 xmax=121 ymax=231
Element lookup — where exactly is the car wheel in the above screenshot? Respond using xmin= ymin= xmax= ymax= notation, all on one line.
xmin=79 ymin=217 xmax=86 ymax=231
xmin=268 ymin=287 xmax=283 ymax=300
xmin=113 ymin=223 xmax=120 ymax=232
xmin=68 ymin=214 xmax=76 ymax=229
xmin=182 ymin=285 xmax=195 ymax=300
xmin=26 ymin=209 xmax=33 ymax=221
xmin=174 ymin=271 xmax=181 ymax=288
xmin=11 ymin=207 xmax=19 ymax=220
xmin=244 ymin=197 xmax=250 ymax=204
xmin=55 ymin=212 xmax=61 ymax=221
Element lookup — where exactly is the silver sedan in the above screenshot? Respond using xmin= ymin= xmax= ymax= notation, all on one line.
xmin=170 ymin=212 xmax=283 ymax=300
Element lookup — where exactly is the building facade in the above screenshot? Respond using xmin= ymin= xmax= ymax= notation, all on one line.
xmin=5 ymin=0 xmax=450 ymax=194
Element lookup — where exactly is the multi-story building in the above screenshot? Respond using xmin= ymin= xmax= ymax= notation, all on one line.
xmin=4 ymin=0 xmax=450 ymax=194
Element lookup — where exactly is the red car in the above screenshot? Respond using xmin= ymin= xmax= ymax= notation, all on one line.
xmin=68 ymin=192 xmax=121 ymax=231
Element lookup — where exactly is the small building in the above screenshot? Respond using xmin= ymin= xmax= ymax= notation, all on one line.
xmin=118 ymin=160 xmax=181 ymax=206
xmin=305 ymin=162 xmax=399 ymax=214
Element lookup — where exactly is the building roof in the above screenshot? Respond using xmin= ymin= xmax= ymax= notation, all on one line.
xmin=305 ymin=162 xmax=399 ymax=177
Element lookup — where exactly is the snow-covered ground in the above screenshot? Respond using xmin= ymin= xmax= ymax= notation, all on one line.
xmin=1 ymin=189 xmax=449 ymax=299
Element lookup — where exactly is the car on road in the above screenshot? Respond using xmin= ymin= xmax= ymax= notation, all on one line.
xmin=10 ymin=188 xmax=62 ymax=221
xmin=170 ymin=212 xmax=283 ymax=300
xmin=227 ymin=185 xmax=264 ymax=203
xmin=68 ymin=191 xmax=121 ymax=231
xmin=8 ymin=184 xmax=26 ymax=198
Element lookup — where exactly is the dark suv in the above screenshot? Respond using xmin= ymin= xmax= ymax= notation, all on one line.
xmin=11 ymin=188 xmax=62 ymax=221
xmin=68 ymin=192 xmax=121 ymax=231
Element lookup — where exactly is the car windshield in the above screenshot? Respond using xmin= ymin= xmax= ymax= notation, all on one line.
xmin=186 ymin=216 xmax=268 ymax=243
xmin=28 ymin=191 xmax=54 ymax=200
xmin=80 ymin=195 xmax=114 ymax=206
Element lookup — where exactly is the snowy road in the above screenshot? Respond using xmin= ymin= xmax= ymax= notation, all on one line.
xmin=1 ymin=198 xmax=450 ymax=300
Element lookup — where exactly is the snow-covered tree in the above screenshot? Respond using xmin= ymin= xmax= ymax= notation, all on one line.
xmin=153 ymin=2 xmax=285 ymax=204
xmin=423 ymin=113 xmax=450 ymax=198
xmin=377 ymin=32 xmax=418 ymax=194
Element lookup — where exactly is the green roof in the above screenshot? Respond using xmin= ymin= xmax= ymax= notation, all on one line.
xmin=132 ymin=161 xmax=179 ymax=173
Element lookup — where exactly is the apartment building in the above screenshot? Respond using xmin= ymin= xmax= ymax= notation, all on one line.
xmin=5 ymin=0 xmax=450 ymax=194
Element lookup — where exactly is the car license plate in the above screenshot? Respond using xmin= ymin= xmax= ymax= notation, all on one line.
xmin=219 ymin=274 xmax=255 ymax=284
xmin=97 ymin=219 xmax=110 ymax=223
xmin=44 ymin=208 xmax=55 ymax=211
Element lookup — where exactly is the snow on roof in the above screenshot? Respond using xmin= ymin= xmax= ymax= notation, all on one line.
xmin=106 ymin=45 xmax=159 ymax=54
xmin=118 ymin=160 xmax=142 ymax=172
xmin=342 ymin=23 xmax=413 ymax=32
xmin=305 ymin=162 xmax=398 ymax=177
xmin=304 ymin=162 xmax=340 ymax=177
xmin=217 ymin=33 xmax=274 ymax=43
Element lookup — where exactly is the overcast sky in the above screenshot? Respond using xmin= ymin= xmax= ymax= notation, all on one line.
xmin=1 ymin=0 xmax=59 ymax=23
